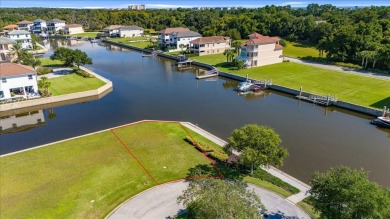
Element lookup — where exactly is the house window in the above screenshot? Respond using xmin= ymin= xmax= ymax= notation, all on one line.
xmin=2 ymin=78 xmax=6 ymax=83
xmin=26 ymin=34 xmax=28 ymax=37
xmin=17 ymin=35 xmax=19 ymax=38
xmin=0 ymin=91 xmax=4 ymax=98
xmin=28 ymin=75 xmax=33 ymax=80
xmin=0 ymin=45 xmax=3 ymax=50
xmin=0 ymin=53 xmax=6 ymax=61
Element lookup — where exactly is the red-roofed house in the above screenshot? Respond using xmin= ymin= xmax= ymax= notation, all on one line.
xmin=239 ymin=32 xmax=283 ymax=67
xmin=189 ymin=36 xmax=231 ymax=56
xmin=0 ymin=63 xmax=39 ymax=100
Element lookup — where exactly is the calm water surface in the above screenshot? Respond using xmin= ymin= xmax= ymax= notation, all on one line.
xmin=1 ymin=39 xmax=389 ymax=186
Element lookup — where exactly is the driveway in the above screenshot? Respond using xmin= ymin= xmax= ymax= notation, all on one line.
xmin=108 ymin=180 xmax=310 ymax=219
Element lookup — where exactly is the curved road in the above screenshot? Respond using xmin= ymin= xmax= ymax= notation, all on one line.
xmin=108 ymin=181 xmax=310 ymax=219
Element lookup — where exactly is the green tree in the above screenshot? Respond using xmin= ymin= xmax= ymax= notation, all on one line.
xmin=9 ymin=43 xmax=28 ymax=63
xmin=178 ymin=178 xmax=265 ymax=219
xmin=232 ymin=41 xmax=242 ymax=55
xmin=72 ymin=49 xmax=93 ymax=69
xmin=223 ymin=49 xmax=235 ymax=62
xmin=38 ymin=76 xmax=51 ymax=97
xmin=50 ymin=47 xmax=74 ymax=66
xmin=233 ymin=59 xmax=245 ymax=70
xmin=310 ymin=166 xmax=390 ymax=219
xmin=226 ymin=124 xmax=288 ymax=173
xmin=22 ymin=54 xmax=41 ymax=69
xmin=179 ymin=43 xmax=186 ymax=54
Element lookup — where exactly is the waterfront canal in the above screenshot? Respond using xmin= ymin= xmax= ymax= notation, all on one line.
xmin=1 ymin=39 xmax=389 ymax=186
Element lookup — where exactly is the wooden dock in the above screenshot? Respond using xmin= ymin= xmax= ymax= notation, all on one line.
xmin=296 ymin=95 xmax=337 ymax=106
xmin=196 ymin=68 xmax=218 ymax=79
xmin=177 ymin=60 xmax=193 ymax=69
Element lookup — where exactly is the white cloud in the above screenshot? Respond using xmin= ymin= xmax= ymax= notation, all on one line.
xmin=281 ymin=2 xmax=307 ymax=6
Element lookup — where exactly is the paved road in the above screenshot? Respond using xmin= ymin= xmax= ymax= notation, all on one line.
xmin=108 ymin=181 xmax=311 ymax=219
xmin=285 ymin=57 xmax=390 ymax=81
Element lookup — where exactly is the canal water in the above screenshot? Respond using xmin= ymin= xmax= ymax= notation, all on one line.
xmin=1 ymin=39 xmax=389 ymax=186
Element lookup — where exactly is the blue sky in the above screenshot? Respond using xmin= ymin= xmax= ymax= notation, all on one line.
xmin=1 ymin=0 xmax=389 ymax=8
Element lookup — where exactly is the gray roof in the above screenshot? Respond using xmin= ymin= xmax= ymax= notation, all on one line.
xmin=47 ymin=19 xmax=65 ymax=23
xmin=120 ymin=25 xmax=143 ymax=31
xmin=8 ymin=30 xmax=31 ymax=35
xmin=174 ymin=31 xmax=201 ymax=38
xmin=0 ymin=37 xmax=17 ymax=45
xmin=34 ymin=19 xmax=46 ymax=23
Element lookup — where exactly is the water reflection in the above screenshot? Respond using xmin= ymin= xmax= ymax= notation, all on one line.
xmin=0 ymin=110 xmax=45 ymax=135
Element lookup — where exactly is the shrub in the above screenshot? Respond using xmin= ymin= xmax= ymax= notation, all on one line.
xmin=184 ymin=136 xmax=228 ymax=161
xmin=334 ymin=62 xmax=362 ymax=69
xmin=72 ymin=69 xmax=95 ymax=78
xmin=36 ymin=67 xmax=53 ymax=75
xmin=252 ymin=168 xmax=300 ymax=194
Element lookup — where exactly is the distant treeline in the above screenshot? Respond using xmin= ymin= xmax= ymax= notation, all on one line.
xmin=1 ymin=4 xmax=389 ymax=70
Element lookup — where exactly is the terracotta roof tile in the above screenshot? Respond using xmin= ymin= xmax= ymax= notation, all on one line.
xmin=3 ymin=24 xmax=18 ymax=29
xmin=190 ymin=36 xmax=229 ymax=44
xmin=0 ymin=63 xmax=35 ymax=77
xmin=241 ymin=36 xmax=280 ymax=46
xmin=248 ymin=32 xmax=264 ymax=38
xmin=275 ymin=44 xmax=283 ymax=50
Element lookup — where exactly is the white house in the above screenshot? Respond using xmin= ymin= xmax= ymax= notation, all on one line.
xmin=190 ymin=36 xmax=231 ymax=56
xmin=119 ymin=26 xmax=143 ymax=38
xmin=0 ymin=110 xmax=45 ymax=134
xmin=238 ymin=32 xmax=283 ymax=67
xmin=158 ymin=27 xmax=201 ymax=50
xmin=32 ymin=19 xmax=47 ymax=33
xmin=16 ymin=20 xmax=33 ymax=31
xmin=103 ymin=25 xmax=122 ymax=37
xmin=158 ymin=27 xmax=190 ymax=46
xmin=0 ymin=63 xmax=39 ymax=101
xmin=0 ymin=37 xmax=17 ymax=63
xmin=47 ymin=19 xmax=66 ymax=33
xmin=64 ymin=24 xmax=84 ymax=34
xmin=7 ymin=30 xmax=33 ymax=49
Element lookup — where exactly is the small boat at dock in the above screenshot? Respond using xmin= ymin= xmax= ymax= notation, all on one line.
xmin=90 ymin=38 xmax=101 ymax=43
xmin=236 ymin=82 xmax=253 ymax=92
xmin=371 ymin=116 xmax=390 ymax=128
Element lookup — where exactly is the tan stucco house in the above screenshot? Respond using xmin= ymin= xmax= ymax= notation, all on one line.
xmin=64 ymin=24 xmax=84 ymax=35
xmin=239 ymin=32 xmax=283 ymax=67
xmin=0 ymin=37 xmax=17 ymax=63
xmin=189 ymin=36 xmax=231 ymax=56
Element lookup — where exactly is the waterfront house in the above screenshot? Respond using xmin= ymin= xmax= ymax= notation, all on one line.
xmin=64 ymin=24 xmax=84 ymax=35
xmin=16 ymin=20 xmax=33 ymax=31
xmin=47 ymin=19 xmax=66 ymax=33
xmin=0 ymin=63 xmax=39 ymax=101
xmin=190 ymin=36 xmax=231 ymax=56
xmin=3 ymin=25 xmax=18 ymax=35
xmin=0 ymin=37 xmax=17 ymax=62
xmin=118 ymin=26 xmax=144 ymax=38
xmin=32 ymin=19 xmax=47 ymax=33
xmin=103 ymin=25 xmax=122 ymax=37
xmin=158 ymin=27 xmax=201 ymax=50
xmin=7 ymin=30 xmax=33 ymax=49
xmin=158 ymin=27 xmax=190 ymax=46
xmin=238 ymin=32 xmax=283 ymax=67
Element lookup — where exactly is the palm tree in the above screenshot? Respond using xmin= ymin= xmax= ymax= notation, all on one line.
xmin=179 ymin=44 xmax=186 ymax=54
xmin=9 ymin=43 xmax=28 ymax=63
xmin=232 ymin=41 xmax=242 ymax=55
xmin=38 ymin=77 xmax=51 ymax=97
xmin=223 ymin=49 xmax=235 ymax=63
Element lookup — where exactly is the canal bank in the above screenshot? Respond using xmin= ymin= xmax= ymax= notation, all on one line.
xmin=103 ymin=39 xmax=386 ymax=117
xmin=0 ymin=67 xmax=112 ymax=113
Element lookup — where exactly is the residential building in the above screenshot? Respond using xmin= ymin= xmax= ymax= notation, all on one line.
xmin=103 ymin=25 xmax=122 ymax=37
xmin=16 ymin=20 xmax=33 ymax=31
xmin=0 ymin=37 xmax=17 ymax=63
xmin=47 ymin=19 xmax=66 ymax=33
xmin=239 ymin=32 xmax=283 ymax=67
xmin=3 ymin=25 xmax=18 ymax=34
xmin=128 ymin=4 xmax=146 ymax=10
xmin=7 ymin=30 xmax=33 ymax=49
xmin=190 ymin=36 xmax=231 ymax=56
xmin=64 ymin=24 xmax=84 ymax=35
xmin=118 ymin=26 xmax=144 ymax=38
xmin=158 ymin=27 xmax=201 ymax=50
xmin=0 ymin=63 xmax=39 ymax=101
xmin=32 ymin=19 xmax=47 ymax=33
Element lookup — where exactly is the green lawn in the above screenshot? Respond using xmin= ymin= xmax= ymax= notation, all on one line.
xmin=66 ymin=32 xmax=100 ymax=38
xmin=39 ymin=57 xmax=65 ymax=67
xmin=110 ymin=37 xmax=151 ymax=49
xmin=283 ymin=41 xmax=320 ymax=58
xmin=0 ymin=122 xmax=220 ymax=218
xmin=243 ymin=176 xmax=292 ymax=198
xmin=191 ymin=54 xmax=390 ymax=108
xmin=48 ymin=73 xmax=106 ymax=96
xmin=298 ymin=200 xmax=320 ymax=219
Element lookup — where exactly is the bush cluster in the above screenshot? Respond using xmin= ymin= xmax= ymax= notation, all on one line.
xmin=184 ymin=136 xmax=228 ymax=161
xmin=72 ymin=69 xmax=95 ymax=78
xmin=36 ymin=67 xmax=53 ymax=75
xmin=252 ymin=168 xmax=300 ymax=194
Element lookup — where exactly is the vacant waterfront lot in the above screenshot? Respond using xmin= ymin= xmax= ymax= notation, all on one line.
xmin=66 ymin=32 xmax=100 ymax=38
xmin=110 ymin=37 xmax=151 ymax=48
xmin=282 ymin=41 xmax=320 ymax=58
xmin=0 ymin=122 xmax=219 ymax=218
xmin=191 ymin=54 xmax=390 ymax=108
xmin=48 ymin=73 xmax=106 ymax=96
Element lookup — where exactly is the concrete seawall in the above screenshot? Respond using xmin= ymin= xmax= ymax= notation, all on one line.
xmin=0 ymin=67 xmax=113 ymax=113
xmin=102 ymin=40 xmax=384 ymax=117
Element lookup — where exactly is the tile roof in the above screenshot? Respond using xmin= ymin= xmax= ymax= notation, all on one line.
xmin=64 ymin=24 xmax=83 ymax=28
xmin=0 ymin=63 xmax=35 ymax=77
xmin=47 ymin=19 xmax=65 ymax=23
xmin=104 ymin=25 xmax=122 ymax=30
xmin=17 ymin=20 xmax=33 ymax=25
xmin=190 ymin=36 xmax=229 ymax=44
xmin=0 ymin=36 xmax=17 ymax=45
xmin=120 ymin=25 xmax=144 ymax=30
xmin=3 ymin=24 xmax=18 ymax=29
xmin=8 ymin=30 xmax=31 ymax=35
xmin=159 ymin=27 xmax=190 ymax=34
xmin=248 ymin=32 xmax=264 ymax=38
xmin=174 ymin=31 xmax=201 ymax=38
xmin=275 ymin=44 xmax=283 ymax=50
xmin=241 ymin=35 xmax=280 ymax=46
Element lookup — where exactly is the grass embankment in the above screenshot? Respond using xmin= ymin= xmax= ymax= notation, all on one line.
xmin=39 ymin=57 xmax=65 ymax=67
xmin=282 ymin=40 xmax=320 ymax=58
xmin=191 ymin=54 xmax=390 ymax=108
xmin=0 ymin=122 xmax=220 ymax=218
xmin=66 ymin=32 xmax=100 ymax=38
xmin=48 ymin=73 xmax=106 ymax=96
xmin=110 ymin=37 xmax=152 ymax=49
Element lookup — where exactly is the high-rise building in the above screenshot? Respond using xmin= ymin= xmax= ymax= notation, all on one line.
xmin=128 ymin=4 xmax=146 ymax=10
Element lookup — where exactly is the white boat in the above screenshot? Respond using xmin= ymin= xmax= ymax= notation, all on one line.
xmin=90 ymin=38 xmax=101 ymax=43
xmin=371 ymin=116 xmax=390 ymax=128
xmin=236 ymin=82 xmax=253 ymax=92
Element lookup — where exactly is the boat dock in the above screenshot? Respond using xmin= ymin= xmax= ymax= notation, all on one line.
xmin=142 ymin=51 xmax=157 ymax=58
xmin=196 ymin=68 xmax=218 ymax=79
xmin=295 ymin=87 xmax=337 ymax=106
xmin=177 ymin=60 xmax=193 ymax=69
